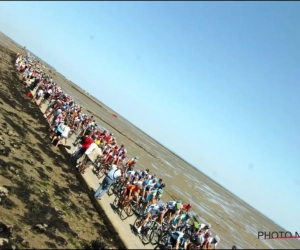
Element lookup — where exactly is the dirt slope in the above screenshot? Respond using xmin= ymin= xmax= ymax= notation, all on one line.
xmin=0 ymin=45 xmax=124 ymax=249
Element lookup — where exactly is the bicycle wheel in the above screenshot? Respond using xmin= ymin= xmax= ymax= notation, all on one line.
xmin=111 ymin=181 xmax=119 ymax=195
xmin=158 ymin=234 xmax=168 ymax=246
xmin=116 ymin=182 xmax=125 ymax=196
xmin=134 ymin=216 xmax=143 ymax=229
xmin=158 ymin=231 xmax=169 ymax=245
xmin=107 ymin=183 xmax=115 ymax=196
xmin=97 ymin=166 xmax=106 ymax=178
xmin=150 ymin=227 xmax=162 ymax=245
xmin=131 ymin=203 xmax=140 ymax=217
xmin=120 ymin=203 xmax=131 ymax=220
xmin=127 ymin=202 xmax=135 ymax=217
xmin=113 ymin=196 xmax=120 ymax=209
xmin=116 ymin=185 xmax=125 ymax=198
xmin=141 ymin=227 xmax=152 ymax=245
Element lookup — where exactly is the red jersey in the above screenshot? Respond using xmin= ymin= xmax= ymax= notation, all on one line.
xmin=81 ymin=137 xmax=93 ymax=150
xmin=105 ymin=135 xmax=112 ymax=142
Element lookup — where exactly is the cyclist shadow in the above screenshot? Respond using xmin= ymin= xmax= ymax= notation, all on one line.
xmin=129 ymin=224 xmax=139 ymax=236
xmin=110 ymin=203 xmax=119 ymax=215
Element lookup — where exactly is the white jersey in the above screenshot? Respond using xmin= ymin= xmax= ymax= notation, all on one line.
xmin=207 ymin=236 xmax=220 ymax=246
xmin=145 ymin=182 xmax=156 ymax=191
xmin=146 ymin=204 xmax=160 ymax=214
xmin=125 ymin=170 xmax=135 ymax=179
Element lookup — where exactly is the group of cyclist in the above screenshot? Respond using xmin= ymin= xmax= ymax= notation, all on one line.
xmin=116 ymin=167 xmax=221 ymax=249
xmin=15 ymin=52 xmax=235 ymax=250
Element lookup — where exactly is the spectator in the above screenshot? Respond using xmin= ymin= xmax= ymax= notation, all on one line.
xmin=94 ymin=164 xmax=122 ymax=200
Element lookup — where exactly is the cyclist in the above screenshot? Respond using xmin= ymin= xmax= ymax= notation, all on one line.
xmin=194 ymin=234 xmax=205 ymax=249
xmin=113 ymin=152 xmax=126 ymax=166
xmin=165 ymin=200 xmax=183 ymax=224
xmin=182 ymin=203 xmax=193 ymax=214
xmin=199 ymin=223 xmax=211 ymax=234
xmin=142 ymin=188 xmax=163 ymax=210
xmin=136 ymin=203 xmax=167 ymax=234
xmin=103 ymin=149 xmax=118 ymax=165
xmin=185 ymin=221 xmax=199 ymax=238
xmin=203 ymin=233 xmax=220 ymax=250
xmin=142 ymin=180 xmax=157 ymax=198
xmin=126 ymin=156 xmax=139 ymax=168
xmin=117 ymin=144 xmax=125 ymax=155
xmin=105 ymin=133 xmax=113 ymax=143
xmin=171 ymin=212 xmax=193 ymax=229
xmin=166 ymin=225 xmax=187 ymax=249
xmin=119 ymin=182 xmax=144 ymax=207
xmin=131 ymin=172 xmax=140 ymax=185
xmin=137 ymin=169 xmax=149 ymax=179
xmin=123 ymin=169 xmax=136 ymax=183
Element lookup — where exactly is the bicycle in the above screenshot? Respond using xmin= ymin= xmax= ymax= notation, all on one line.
xmin=107 ymin=178 xmax=123 ymax=196
xmin=150 ymin=221 xmax=170 ymax=245
xmin=134 ymin=216 xmax=160 ymax=245
xmin=112 ymin=195 xmax=134 ymax=220
xmin=156 ymin=225 xmax=176 ymax=246
xmin=134 ymin=197 xmax=149 ymax=218
xmin=95 ymin=161 xmax=112 ymax=179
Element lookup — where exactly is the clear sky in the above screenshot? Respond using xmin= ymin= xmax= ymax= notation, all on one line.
xmin=1 ymin=1 xmax=299 ymax=232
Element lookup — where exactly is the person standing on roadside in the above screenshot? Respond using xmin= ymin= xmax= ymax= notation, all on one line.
xmin=72 ymin=131 xmax=93 ymax=167
xmin=55 ymin=121 xmax=70 ymax=147
xmin=94 ymin=164 xmax=122 ymax=200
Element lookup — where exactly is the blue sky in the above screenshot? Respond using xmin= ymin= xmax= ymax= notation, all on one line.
xmin=1 ymin=2 xmax=300 ymax=232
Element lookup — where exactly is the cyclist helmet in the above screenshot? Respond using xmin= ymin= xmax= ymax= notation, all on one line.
xmin=193 ymin=221 xmax=199 ymax=229
xmin=145 ymin=169 xmax=149 ymax=173
xmin=206 ymin=223 xmax=211 ymax=229
xmin=232 ymin=246 xmax=237 ymax=250
xmin=176 ymin=202 xmax=182 ymax=210
xmin=160 ymin=183 xmax=166 ymax=188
